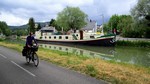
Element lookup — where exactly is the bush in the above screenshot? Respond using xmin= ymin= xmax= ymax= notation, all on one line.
xmin=122 ymin=28 xmax=142 ymax=38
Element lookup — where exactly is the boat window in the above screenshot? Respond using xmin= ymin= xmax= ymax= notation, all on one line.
xmin=45 ymin=36 xmax=47 ymax=39
xmin=59 ymin=36 xmax=62 ymax=39
xmin=40 ymin=37 xmax=42 ymax=39
xmin=76 ymin=34 xmax=78 ymax=36
xmin=54 ymin=36 xmax=56 ymax=39
xmin=59 ymin=47 xmax=62 ymax=50
xmin=49 ymin=36 xmax=51 ymax=39
xmin=65 ymin=36 xmax=68 ymax=39
xmin=90 ymin=52 xmax=94 ymax=56
xmin=90 ymin=36 xmax=95 ymax=39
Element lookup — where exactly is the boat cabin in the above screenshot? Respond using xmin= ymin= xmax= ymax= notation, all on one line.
xmin=35 ymin=20 xmax=104 ymax=41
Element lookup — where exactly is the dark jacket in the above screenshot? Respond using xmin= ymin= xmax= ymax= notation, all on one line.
xmin=26 ymin=36 xmax=37 ymax=46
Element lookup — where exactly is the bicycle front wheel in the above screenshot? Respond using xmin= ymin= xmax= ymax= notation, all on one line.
xmin=33 ymin=53 xmax=39 ymax=67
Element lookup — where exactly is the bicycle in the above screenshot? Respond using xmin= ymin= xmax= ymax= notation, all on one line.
xmin=25 ymin=45 xmax=39 ymax=67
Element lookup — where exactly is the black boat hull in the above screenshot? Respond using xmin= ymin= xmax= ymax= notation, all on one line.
xmin=36 ymin=37 xmax=115 ymax=46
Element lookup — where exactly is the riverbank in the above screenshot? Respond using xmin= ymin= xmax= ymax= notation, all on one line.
xmin=0 ymin=40 xmax=150 ymax=84
xmin=116 ymin=36 xmax=150 ymax=48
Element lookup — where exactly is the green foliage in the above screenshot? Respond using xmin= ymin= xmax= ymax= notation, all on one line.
xmin=56 ymin=6 xmax=87 ymax=32
xmin=119 ymin=16 xmax=138 ymax=37
xmin=49 ymin=19 xmax=55 ymax=26
xmin=0 ymin=21 xmax=12 ymax=36
xmin=28 ymin=17 xmax=35 ymax=33
xmin=131 ymin=0 xmax=150 ymax=21
xmin=12 ymin=28 xmax=28 ymax=36
xmin=3 ymin=38 xmax=25 ymax=45
xmin=49 ymin=19 xmax=61 ymax=31
xmin=86 ymin=65 xmax=98 ymax=77
xmin=131 ymin=0 xmax=150 ymax=38
xmin=36 ymin=23 xmax=41 ymax=31
xmin=103 ymin=23 xmax=111 ymax=33
xmin=118 ymin=15 xmax=133 ymax=32
xmin=106 ymin=13 xmax=150 ymax=38
xmin=116 ymin=40 xmax=150 ymax=48
xmin=106 ymin=14 xmax=134 ymax=36
xmin=108 ymin=14 xmax=120 ymax=31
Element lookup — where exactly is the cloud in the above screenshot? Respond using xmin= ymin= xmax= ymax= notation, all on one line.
xmin=0 ymin=0 xmax=138 ymax=26
xmin=84 ymin=0 xmax=138 ymax=24
xmin=0 ymin=11 xmax=28 ymax=26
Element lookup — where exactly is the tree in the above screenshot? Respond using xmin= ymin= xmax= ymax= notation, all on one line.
xmin=118 ymin=16 xmax=139 ymax=37
xmin=28 ymin=17 xmax=35 ymax=33
xmin=0 ymin=21 xmax=11 ymax=36
xmin=145 ymin=15 xmax=150 ymax=26
xmin=49 ymin=19 xmax=55 ymax=26
xmin=37 ymin=23 xmax=41 ymax=31
xmin=108 ymin=14 xmax=120 ymax=32
xmin=131 ymin=0 xmax=150 ymax=38
xmin=131 ymin=0 xmax=150 ymax=21
xmin=103 ymin=23 xmax=110 ymax=33
xmin=106 ymin=15 xmax=134 ymax=36
xmin=49 ymin=19 xmax=61 ymax=31
xmin=117 ymin=15 xmax=134 ymax=32
xmin=56 ymin=6 xmax=87 ymax=32
xmin=11 ymin=28 xmax=28 ymax=36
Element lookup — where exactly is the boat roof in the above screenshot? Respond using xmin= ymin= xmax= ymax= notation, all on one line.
xmin=82 ymin=20 xmax=96 ymax=30
xmin=40 ymin=26 xmax=55 ymax=31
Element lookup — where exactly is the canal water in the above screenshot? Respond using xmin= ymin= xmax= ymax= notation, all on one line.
xmin=39 ymin=43 xmax=150 ymax=67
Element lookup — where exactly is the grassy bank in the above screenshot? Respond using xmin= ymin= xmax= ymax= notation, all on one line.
xmin=116 ymin=40 xmax=150 ymax=48
xmin=0 ymin=40 xmax=150 ymax=84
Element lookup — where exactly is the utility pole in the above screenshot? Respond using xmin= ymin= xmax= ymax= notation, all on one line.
xmin=102 ymin=14 xmax=104 ymax=25
xmin=100 ymin=14 xmax=104 ymax=35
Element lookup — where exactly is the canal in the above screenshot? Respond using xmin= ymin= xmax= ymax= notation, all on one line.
xmin=39 ymin=43 xmax=150 ymax=67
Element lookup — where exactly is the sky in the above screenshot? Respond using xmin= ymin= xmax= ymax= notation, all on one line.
xmin=0 ymin=0 xmax=138 ymax=26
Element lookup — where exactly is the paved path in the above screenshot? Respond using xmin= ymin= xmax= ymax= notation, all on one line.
xmin=116 ymin=35 xmax=150 ymax=42
xmin=0 ymin=46 xmax=107 ymax=84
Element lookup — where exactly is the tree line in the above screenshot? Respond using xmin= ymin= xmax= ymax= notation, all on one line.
xmin=104 ymin=0 xmax=150 ymax=38
xmin=0 ymin=21 xmax=11 ymax=36
xmin=28 ymin=6 xmax=87 ymax=34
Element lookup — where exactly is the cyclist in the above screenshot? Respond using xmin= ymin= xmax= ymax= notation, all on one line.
xmin=25 ymin=32 xmax=37 ymax=60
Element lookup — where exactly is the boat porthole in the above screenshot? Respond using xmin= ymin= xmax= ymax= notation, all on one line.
xmin=54 ymin=36 xmax=56 ymax=39
xmin=59 ymin=36 xmax=62 ymax=39
xmin=65 ymin=36 xmax=68 ymax=39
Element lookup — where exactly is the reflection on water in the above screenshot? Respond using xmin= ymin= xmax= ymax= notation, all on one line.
xmin=39 ymin=43 xmax=150 ymax=67
xmin=40 ymin=44 xmax=115 ymax=58
xmin=114 ymin=47 xmax=150 ymax=67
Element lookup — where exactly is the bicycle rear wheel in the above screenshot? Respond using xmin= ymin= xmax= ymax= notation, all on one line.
xmin=26 ymin=55 xmax=31 ymax=64
xmin=33 ymin=53 xmax=39 ymax=67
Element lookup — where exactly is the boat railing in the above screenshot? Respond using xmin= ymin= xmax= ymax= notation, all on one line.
xmin=72 ymin=34 xmax=78 ymax=40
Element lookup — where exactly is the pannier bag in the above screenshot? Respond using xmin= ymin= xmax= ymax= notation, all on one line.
xmin=22 ymin=46 xmax=27 ymax=56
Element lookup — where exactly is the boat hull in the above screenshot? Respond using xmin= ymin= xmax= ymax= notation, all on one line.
xmin=36 ymin=37 xmax=115 ymax=46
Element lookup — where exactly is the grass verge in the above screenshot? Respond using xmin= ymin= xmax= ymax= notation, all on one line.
xmin=0 ymin=41 xmax=150 ymax=84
